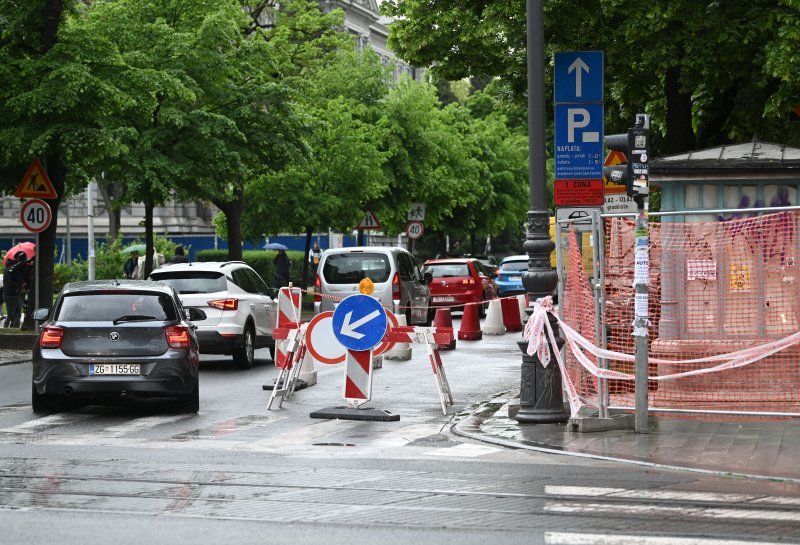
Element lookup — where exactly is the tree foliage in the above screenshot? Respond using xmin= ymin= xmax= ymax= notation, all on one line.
xmin=383 ymin=0 xmax=800 ymax=153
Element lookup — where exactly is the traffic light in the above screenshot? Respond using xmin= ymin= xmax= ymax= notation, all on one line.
xmin=604 ymin=114 xmax=650 ymax=198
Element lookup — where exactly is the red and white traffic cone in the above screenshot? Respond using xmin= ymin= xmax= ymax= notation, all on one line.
xmin=501 ymin=297 xmax=522 ymax=332
xmin=482 ymin=299 xmax=505 ymax=335
xmin=433 ymin=308 xmax=456 ymax=350
xmin=458 ymin=302 xmax=483 ymax=340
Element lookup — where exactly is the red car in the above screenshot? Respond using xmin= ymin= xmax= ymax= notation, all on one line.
xmin=422 ymin=258 xmax=498 ymax=316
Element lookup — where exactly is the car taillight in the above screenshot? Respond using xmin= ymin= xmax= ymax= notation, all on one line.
xmin=165 ymin=326 xmax=191 ymax=349
xmin=314 ymin=275 xmax=321 ymax=302
xmin=40 ymin=326 xmax=64 ymax=349
xmin=208 ymin=298 xmax=238 ymax=311
xmin=392 ymin=272 xmax=401 ymax=300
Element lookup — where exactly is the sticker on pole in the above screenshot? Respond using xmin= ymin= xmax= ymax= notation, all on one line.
xmin=332 ymin=294 xmax=387 ymax=351
xmin=20 ymin=198 xmax=52 ymax=233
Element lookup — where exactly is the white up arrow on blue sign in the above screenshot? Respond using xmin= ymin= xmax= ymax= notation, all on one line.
xmin=554 ymin=51 xmax=604 ymax=103
xmin=332 ymin=294 xmax=388 ymax=351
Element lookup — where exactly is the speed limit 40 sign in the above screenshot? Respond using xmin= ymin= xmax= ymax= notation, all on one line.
xmin=406 ymin=220 xmax=424 ymax=240
xmin=20 ymin=198 xmax=52 ymax=233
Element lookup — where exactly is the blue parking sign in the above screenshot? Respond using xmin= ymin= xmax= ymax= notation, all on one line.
xmin=554 ymin=103 xmax=604 ymax=179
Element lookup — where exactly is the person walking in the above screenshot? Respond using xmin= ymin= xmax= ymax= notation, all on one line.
xmin=308 ymin=241 xmax=322 ymax=279
xmin=123 ymin=250 xmax=139 ymax=279
xmin=168 ymin=245 xmax=189 ymax=264
xmin=3 ymin=251 xmax=32 ymax=328
xmin=274 ymin=249 xmax=290 ymax=288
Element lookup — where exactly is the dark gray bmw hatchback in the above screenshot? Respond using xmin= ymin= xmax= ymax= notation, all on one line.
xmin=31 ymin=280 xmax=205 ymax=414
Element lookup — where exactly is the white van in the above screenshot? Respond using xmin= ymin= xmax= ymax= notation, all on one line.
xmin=315 ymin=247 xmax=433 ymax=325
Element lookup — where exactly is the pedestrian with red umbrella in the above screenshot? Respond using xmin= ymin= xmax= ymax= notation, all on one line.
xmin=2 ymin=242 xmax=35 ymax=266
xmin=3 ymin=250 xmax=33 ymax=328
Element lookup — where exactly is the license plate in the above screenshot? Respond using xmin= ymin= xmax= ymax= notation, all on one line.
xmin=89 ymin=364 xmax=140 ymax=375
xmin=432 ymin=296 xmax=455 ymax=303
xmin=510 ymin=276 xmax=522 ymax=281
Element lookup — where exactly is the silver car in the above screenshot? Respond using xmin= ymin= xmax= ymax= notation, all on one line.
xmin=315 ymin=247 xmax=433 ymax=325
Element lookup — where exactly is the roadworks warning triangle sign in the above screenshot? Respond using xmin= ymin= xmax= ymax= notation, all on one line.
xmin=15 ymin=157 xmax=57 ymax=199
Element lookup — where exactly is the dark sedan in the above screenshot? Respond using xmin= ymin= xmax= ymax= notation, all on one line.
xmin=31 ymin=280 xmax=205 ymax=414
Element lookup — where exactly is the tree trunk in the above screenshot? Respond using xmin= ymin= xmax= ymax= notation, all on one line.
xmin=97 ymin=178 xmax=125 ymax=240
xmin=302 ymin=227 xmax=313 ymax=287
xmin=144 ymin=194 xmax=154 ymax=278
xmin=663 ymin=65 xmax=696 ymax=154
xmin=211 ymin=188 xmax=244 ymax=261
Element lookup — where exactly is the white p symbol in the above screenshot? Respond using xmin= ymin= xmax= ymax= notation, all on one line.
xmin=567 ymin=108 xmax=599 ymax=143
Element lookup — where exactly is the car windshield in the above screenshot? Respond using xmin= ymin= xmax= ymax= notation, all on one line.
xmin=423 ymin=263 xmax=470 ymax=278
xmin=150 ymin=271 xmax=227 ymax=294
xmin=501 ymin=261 xmax=528 ymax=272
xmin=57 ymin=292 xmax=177 ymax=322
xmin=322 ymin=253 xmax=391 ymax=284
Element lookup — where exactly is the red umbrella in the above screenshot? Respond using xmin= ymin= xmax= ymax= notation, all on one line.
xmin=2 ymin=242 xmax=36 ymax=266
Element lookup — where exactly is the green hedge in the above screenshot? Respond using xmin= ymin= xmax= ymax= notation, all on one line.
xmin=195 ymin=249 xmax=308 ymax=288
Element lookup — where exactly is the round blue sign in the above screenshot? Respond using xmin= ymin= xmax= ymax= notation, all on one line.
xmin=331 ymin=295 xmax=388 ymax=351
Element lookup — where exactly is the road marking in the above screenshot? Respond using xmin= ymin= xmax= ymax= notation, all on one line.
xmin=0 ymin=413 xmax=92 ymax=434
xmin=426 ymin=443 xmax=501 ymax=457
xmin=88 ymin=414 xmax=192 ymax=439
xmin=545 ymin=485 xmax=800 ymax=506
xmin=544 ymin=502 xmax=800 ymax=522
xmin=545 ymin=532 xmax=791 ymax=545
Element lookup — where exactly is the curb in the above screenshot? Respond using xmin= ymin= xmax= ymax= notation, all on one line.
xmin=0 ymin=333 xmax=36 ymax=350
xmin=450 ymin=393 xmax=800 ymax=485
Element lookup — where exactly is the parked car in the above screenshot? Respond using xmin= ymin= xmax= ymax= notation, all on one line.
xmin=422 ymin=258 xmax=498 ymax=317
xmin=495 ymin=255 xmax=529 ymax=297
xmin=316 ymin=247 xmax=433 ymax=325
xmin=149 ymin=261 xmax=276 ymax=368
xmin=31 ymin=280 xmax=204 ymax=414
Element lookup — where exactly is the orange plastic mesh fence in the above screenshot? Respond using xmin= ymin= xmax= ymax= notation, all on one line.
xmin=561 ymin=211 xmax=800 ymax=417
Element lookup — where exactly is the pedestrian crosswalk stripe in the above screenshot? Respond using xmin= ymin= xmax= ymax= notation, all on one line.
xmin=545 ymin=485 xmax=800 ymax=507
xmin=426 ymin=443 xmax=501 ymax=457
xmin=86 ymin=414 xmax=193 ymax=439
xmin=544 ymin=502 xmax=800 ymax=522
xmin=0 ymin=413 xmax=92 ymax=434
xmin=545 ymin=532 xmax=791 ymax=545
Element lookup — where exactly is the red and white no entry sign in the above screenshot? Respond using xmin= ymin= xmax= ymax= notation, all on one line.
xmin=406 ymin=220 xmax=424 ymax=240
xmin=20 ymin=198 xmax=52 ymax=233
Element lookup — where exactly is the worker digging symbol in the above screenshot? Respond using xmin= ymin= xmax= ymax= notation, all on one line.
xmin=27 ymin=173 xmax=44 ymax=193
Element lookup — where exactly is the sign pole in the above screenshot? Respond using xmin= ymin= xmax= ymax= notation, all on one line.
xmin=34 ymin=232 xmax=39 ymax=332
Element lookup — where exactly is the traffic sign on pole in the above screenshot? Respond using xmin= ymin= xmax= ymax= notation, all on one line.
xmin=554 ymin=51 xmax=604 ymax=103
xmin=20 ymin=198 xmax=52 ymax=233
xmin=332 ymin=294 xmax=388 ymax=351
xmin=406 ymin=220 xmax=424 ymax=240
xmin=554 ymin=103 xmax=604 ymax=180
xmin=356 ymin=210 xmax=382 ymax=230
xmin=15 ymin=157 xmax=58 ymax=199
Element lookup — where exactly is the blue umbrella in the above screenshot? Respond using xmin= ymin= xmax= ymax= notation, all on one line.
xmin=264 ymin=242 xmax=288 ymax=250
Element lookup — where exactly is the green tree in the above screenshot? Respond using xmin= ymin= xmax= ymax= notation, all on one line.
xmin=383 ymin=0 xmax=800 ymax=153
xmin=0 ymin=0 xmax=134 ymax=322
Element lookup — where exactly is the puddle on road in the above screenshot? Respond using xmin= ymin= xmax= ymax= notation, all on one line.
xmin=170 ymin=415 xmax=274 ymax=441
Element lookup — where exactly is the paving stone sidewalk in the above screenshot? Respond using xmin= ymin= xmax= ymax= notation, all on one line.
xmin=453 ymin=391 xmax=800 ymax=483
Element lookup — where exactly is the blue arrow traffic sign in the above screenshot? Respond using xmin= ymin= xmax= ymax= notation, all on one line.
xmin=554 ymin=51 xmax=604 ymax=103
xmin=332 ymin=295 xmax=388 ymax=351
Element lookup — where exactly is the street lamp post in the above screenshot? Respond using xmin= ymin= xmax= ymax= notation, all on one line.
xmin=516 ymin=0 xmax=568 ymax=424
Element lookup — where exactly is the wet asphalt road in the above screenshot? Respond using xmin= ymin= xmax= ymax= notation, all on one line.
xmin=1 ymin=329 xmax=800 ymax=545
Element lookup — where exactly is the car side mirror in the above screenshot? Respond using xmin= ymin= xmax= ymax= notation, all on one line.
xmin=423 ymin=272 xmax=433 ymax=284
xmin=188 ymin=307 xmax=207 ymax=321
xmin=32 ymin=308 xmax=50 ymax=321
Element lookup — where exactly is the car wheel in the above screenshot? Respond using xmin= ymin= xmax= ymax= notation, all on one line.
xmin=234 ymin=324 xmax=255 ymax=369
xmin=31 ymin=383 xmax=57 ymax=414
xmin=268 ymin=344 xmax=276 ymax=363
xmin=179 ymin=380 xmax=199 ymax=413
xmin=479 ymin=297 xmax=487 ymax=319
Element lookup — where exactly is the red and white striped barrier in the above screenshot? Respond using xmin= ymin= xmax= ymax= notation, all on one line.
xmin=384 ymin=326 xmax=454 ymax=415
xmin=343 ymin=349 xmax=373 ymax=406
xmin=267 ymin=286 xmax=313 ymax=410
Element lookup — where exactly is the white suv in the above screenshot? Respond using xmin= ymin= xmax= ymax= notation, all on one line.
xmin=149 ymin=261 xmax=276 ymax=368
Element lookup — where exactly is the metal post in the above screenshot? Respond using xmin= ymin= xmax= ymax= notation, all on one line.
xmin=633 ymin=196 xmax=649 ymax=433
xmin=87 ymin=180 xmax=95 ymax=281
xmin=516 ymin=0 xmax=566 ymax=424
xmin=591 ymin=209 xmax=607 ymax=419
